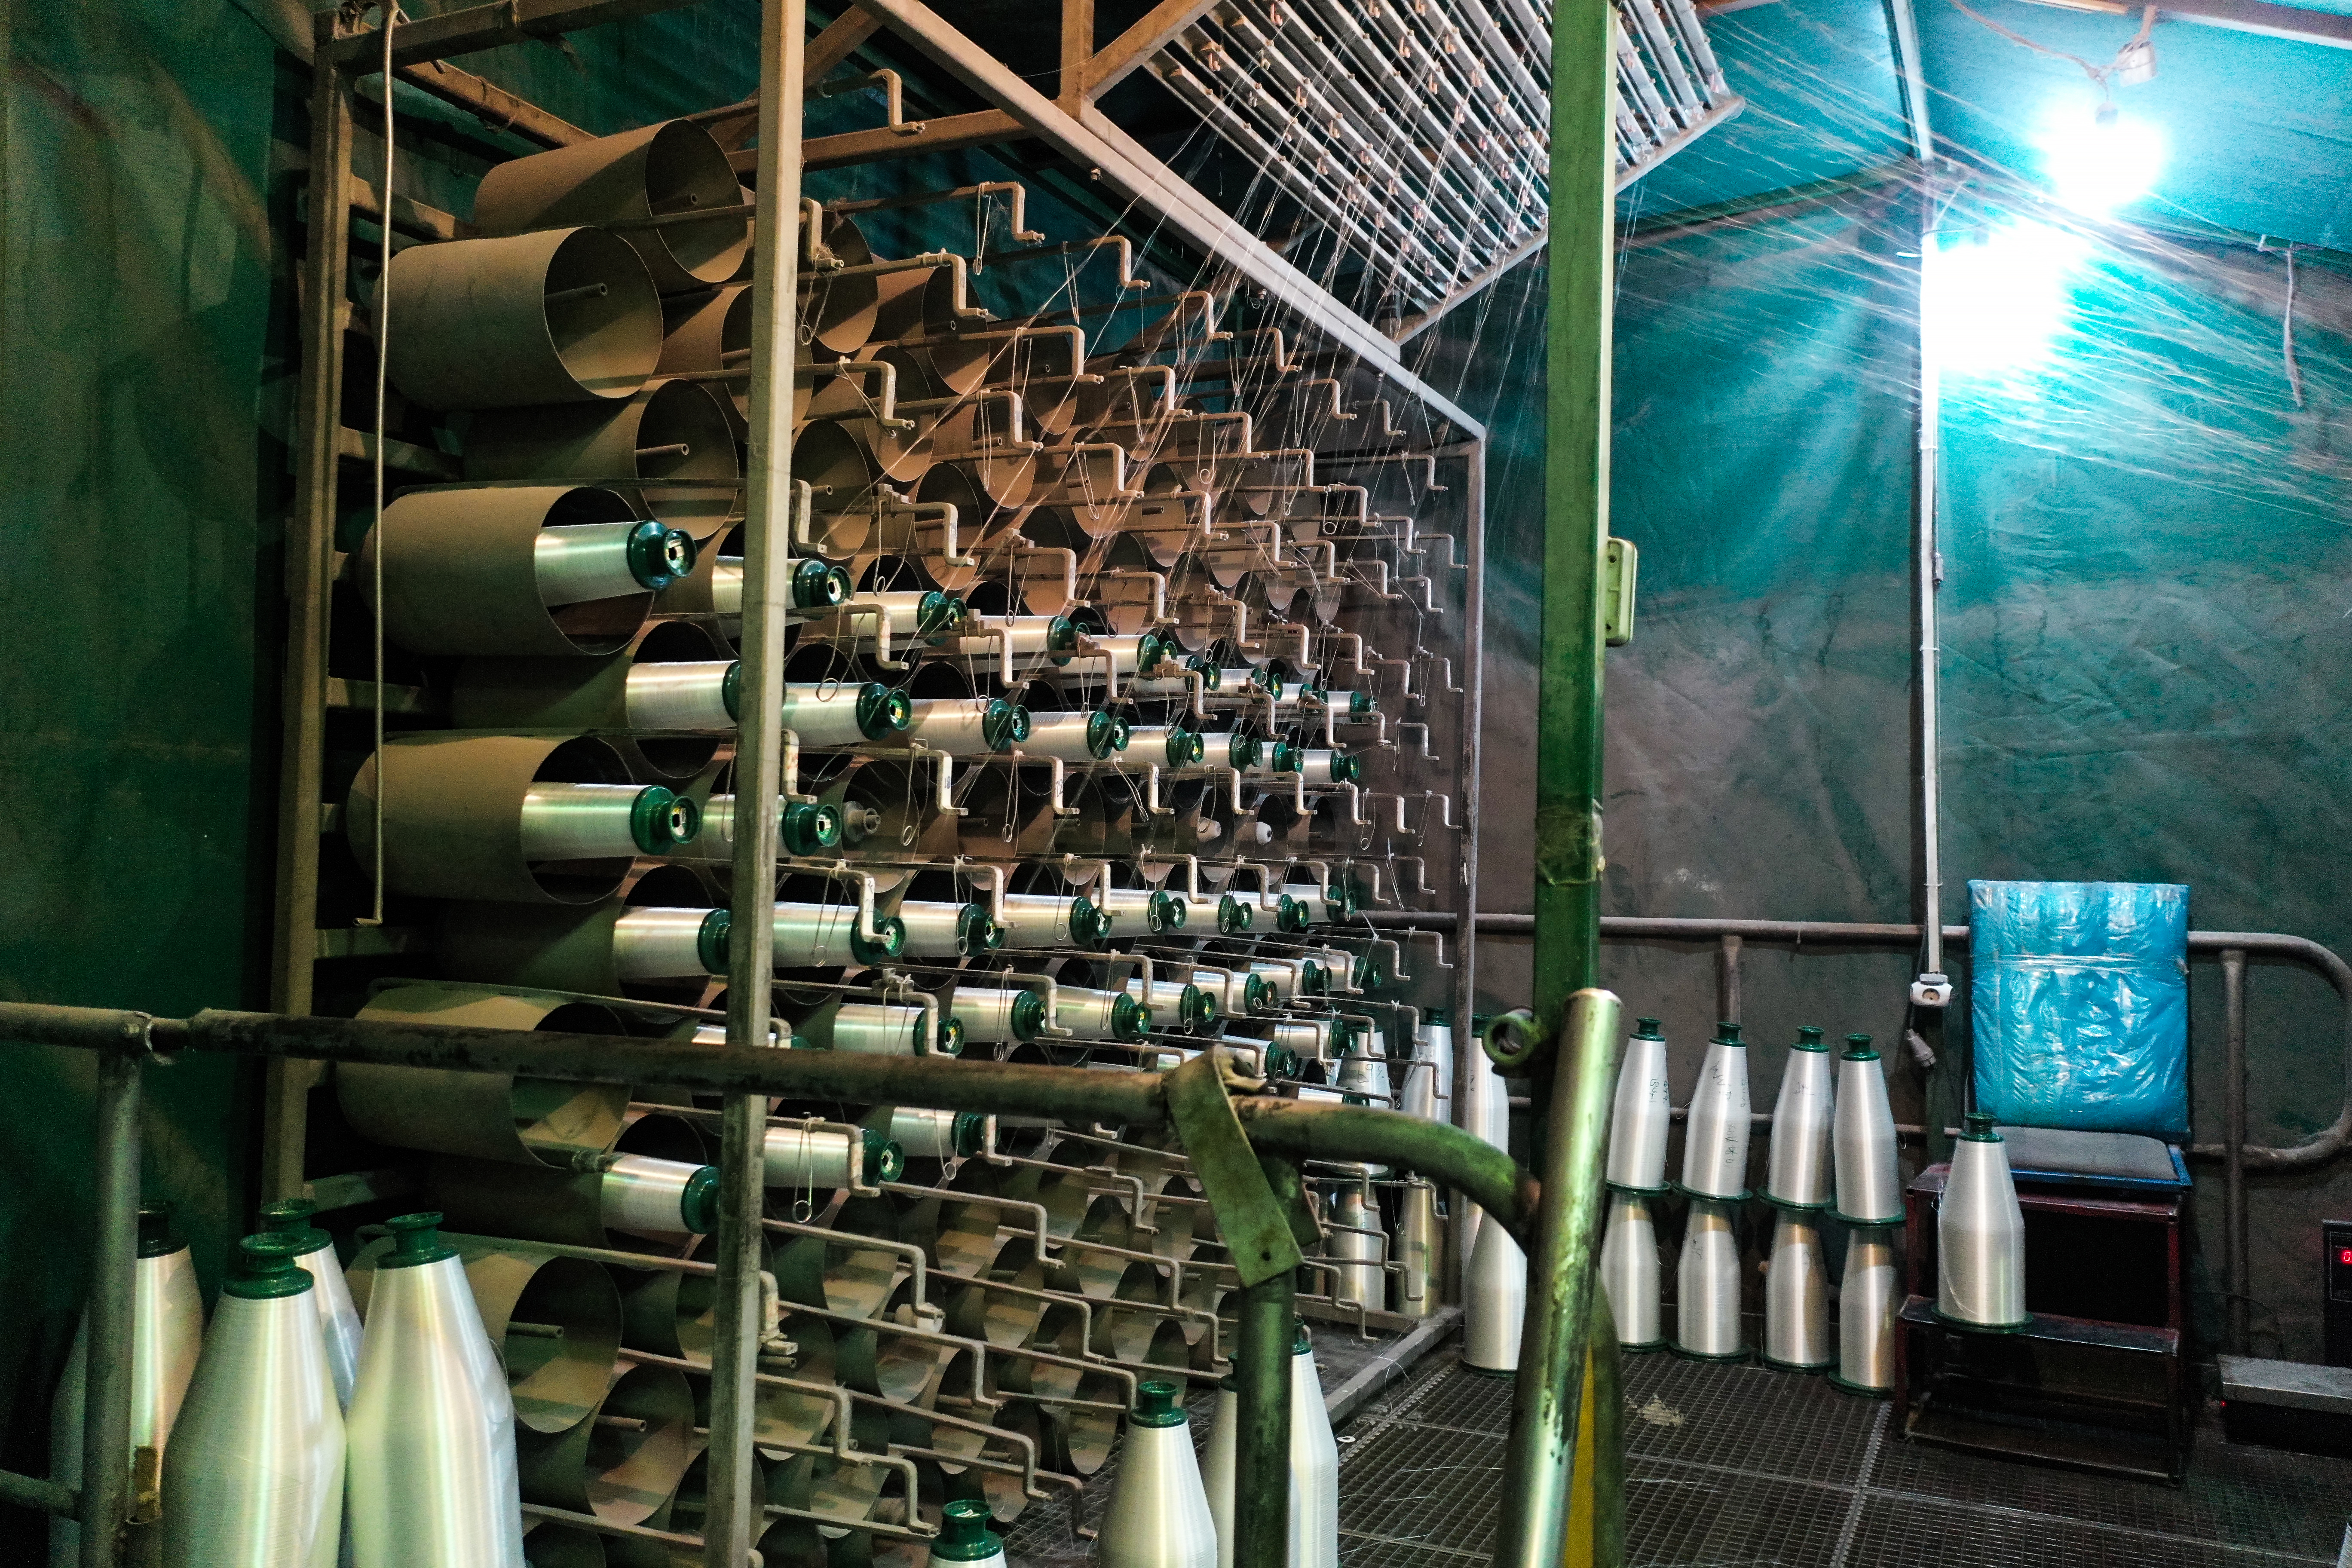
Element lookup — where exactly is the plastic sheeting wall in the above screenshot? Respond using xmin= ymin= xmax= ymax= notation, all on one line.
xmin=1421 ymin=172 xmax=2352 ymax=1360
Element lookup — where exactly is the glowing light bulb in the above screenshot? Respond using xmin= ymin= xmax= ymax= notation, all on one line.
xmin=2038 ymin=106 xmax=2164 ymax=217
xmin=1923 ymin=221 xmax=2089 ymax=379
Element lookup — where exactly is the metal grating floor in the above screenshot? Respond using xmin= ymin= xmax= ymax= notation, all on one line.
xmin=1341 ymin=1350 xmax=2352 ymax=1568
xmin=1007 ymin=1344 xmax=2352 ymax=1565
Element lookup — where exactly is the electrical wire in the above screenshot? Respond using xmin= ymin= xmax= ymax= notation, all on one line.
xmin=1944 ymin=0 xmax=2156 ymax=106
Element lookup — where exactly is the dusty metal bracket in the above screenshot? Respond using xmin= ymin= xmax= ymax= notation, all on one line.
xmin=1164 ymin=1054 xmax=1307 ymax=1286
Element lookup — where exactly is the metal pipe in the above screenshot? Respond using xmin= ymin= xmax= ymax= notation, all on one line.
xmin=82 ymin=1019 xmax=147 ymax=1568
xmin=707 ymin=2 xmax=807 ymax=1559
xmin=1914 ymin=172 xmax=1946 ymax=984
xmin=1450 ymin=438 xmax=1487 ymax=1311
xmin=1 ymin=1008 xmax=1573 ymax=1218
xmin=1231 ymin=1158 xmax=1297 ymax=1568
xmin=1231 ymin=1100 xmax=1531 ymax=1237
xmin=1390 ymin=913 xmax=2352 ymax=1170
xmin=1715 ymin=933 xmax=1742 ymax=1026
xmin=1495 ymin=989 xmax=1621 ymax=1568
xmin=1532 ymin=0 xmax=1615 ymax=1037
xmin=1884 ymin=0 xmax=1936 ymax=162
xmin=2224 ymin=946 xmax=2248 ymax=1354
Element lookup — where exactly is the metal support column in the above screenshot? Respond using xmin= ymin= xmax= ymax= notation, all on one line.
xmin=1232 ymin=1157 xmax=1299 ymax=1568
xmin=1504 ymin=0 xmax=1617 ymax=1557
xmin=1531 ymin=0 xmax=1616 ymax=1040
xmin=80 ymin=1027 xmax=146 ymax=1568
xmin=1450 ymin=438 xmax=1488 ymax=1306
xmin=710 ymin=0 xmax=806 ymax=1559
xmin=1496 ymin=990 xmax=1621 ymax=1568
xmin=261 ymin=7 xmax=357 ymax=1203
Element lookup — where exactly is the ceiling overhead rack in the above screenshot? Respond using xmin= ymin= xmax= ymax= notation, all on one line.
xmin=1152 ymin=0 xmax=1745 ymax=336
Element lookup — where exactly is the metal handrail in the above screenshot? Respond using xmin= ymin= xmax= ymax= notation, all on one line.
xmin=1371 ymin=907 xmax=2352 ymax=1360
xmin=0 ymin=998 xmax=1547 ymax=1564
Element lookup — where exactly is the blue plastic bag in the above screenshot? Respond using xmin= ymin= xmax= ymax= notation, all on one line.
xmin=1969 ymin=881 xmax=2190 ymax=1140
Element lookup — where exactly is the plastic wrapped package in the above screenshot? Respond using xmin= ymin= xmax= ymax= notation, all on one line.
xmin=1968 ymin=880 xmax=2189 ymax=1140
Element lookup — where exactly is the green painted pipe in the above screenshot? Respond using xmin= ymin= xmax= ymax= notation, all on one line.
xmin=1531 ymin=0 xmax=1616 ymax=1036
xmin=1231 ymin=1158 xmax=1298 ymax=1568
xmin=1496 ymin=989 xmax=1622 ymax=1568
xmin=1231 ymin=1100 xmax=1536 ymax=1241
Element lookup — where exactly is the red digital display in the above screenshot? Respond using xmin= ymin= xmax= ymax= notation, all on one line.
xmin=2340 ymin=1247 xmax=2352 ymax=1267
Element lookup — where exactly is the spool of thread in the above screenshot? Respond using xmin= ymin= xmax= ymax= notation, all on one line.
xmin=855 ymin=588 xmax=966 ymax=643
xmin=825 ymin=1002 xmax=961 ymax=1057
xmin=953 ymin=986 xmax=1047 ymax=1044
xmin=1606 ymin=1017 xmax=1672 ymax=1191
xmin=1326 ymin=1180 xmax=1386 ymax=1310
xmin=1127 ymin=724 xmax=1207 ymax=768
xmin=683 ymin=795 xmax=842 ymax=860
xmin=1833 ymin=1227 xmax=1900 ymax=1396
xmin=896 ymin=900 xmax=999 ymax=958
xmin=1406 ymin=1012 xmax=1455 ymax=1121
xmin=762 ymin=1124 xmax=899 ymax=1189
xmin=1100 ymin=885 xmax=1182 ymax=933
xmin=51 ymin=1203 xmax=205 ymax=1568
xmin=346 ymin=1214 xmax=525 ymax=1568
xmin=257 ymin=1198 xmax=363 ymax=1409
xmin=1761 ymin=1211 xmax=1833 ymax=1372
xmin=1200 ymin=1379 xmax=1237 ymax=1568
xmin=996 ymin=893 xmax=1108 ymax=949
xmin=1464 ymin=1208 xmax=1526 ymax=1374
xmin=930 ymin=1498 xmax=1006 ymax=1568
xmin=1599 ymin=1192 xmax=1664 ymax=1350
xmin=1393 ymin=1179 xmax=1440 ymax=1318
xmin=1764 ymin=1026 xmax=1836 ymax=1209
xmin=1296 ymin=748 xmax=1361 ymax=786
xmin=160 ymin=1234 xmax=346 ymax=1567
xmin=598 ymin=1156 xmax=718 ymax=1239
xmin=1098 ymin=1380 xmax=1217 ymax=1567
xmin=1831 ymin=1035 xmax=1903 ymax=1225
xmin=518 ymin=781 xmax=698 ymax=861
xmin=1678 ymin=1022 xmax=1752 ymax=1201
xmin=533 ymin=519 xmax=694 ymax=605
xmin=888 ymin=1108 xmax=983 ymax=1161
xmin=1937 ymin=1112 xmax=2029 ymax=1330
xmin=904 ymin=695 xmax=1029 ymax=754
xmin=1021 ymin=709 xmax=1129 ymax=762
xmin=1052 ymin=986 xmax=1151 ymax=1043
xmin=1289 ymin=1328 xmax=1340 ymax=1568
xmin=1126 ymin=977 xmax=1217 ymax=1034
xmin=779 ymin=680 xmax=910 ymax=745
xmin=622 ymin=659 xmax=736 ymax=732
xmin=1674 ymin=1199 xmax=1746 ymax=1361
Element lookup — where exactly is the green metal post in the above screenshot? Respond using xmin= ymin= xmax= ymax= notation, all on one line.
xmin=1495 ymin=989 xmax=1622 ymax=1566
xmin=1232 ymin=1159 xmax=1298 ymax=1568
xmin=1532 ymin=0 xmax=1617 ymax=1043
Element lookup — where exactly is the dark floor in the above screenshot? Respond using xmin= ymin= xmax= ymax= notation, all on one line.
xmin=1008 ymin=1340 xmax=2352 ymax=1567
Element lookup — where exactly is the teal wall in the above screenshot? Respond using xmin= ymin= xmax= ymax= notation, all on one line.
xmin=1417 ymin=169 xmax=2352 ymax=1360
xmin=0 ymin=0 xmax=289 ymax=1531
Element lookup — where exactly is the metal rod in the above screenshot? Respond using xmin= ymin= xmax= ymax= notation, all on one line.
xmin=1496 ymin=989 xmax=1620 ymax=1568
xmin=1450 ymin=438 xmax=1487 ymax=1311
xmin=1531 ymin=0 xmax=1616 ymax=1040
xmin=263 ymin=4 xmax=358 ymax=1202
xmin=712 ymin=9 xmax=806 ymax=1555
xmin=1714 ymin=933 xmax=1742 ymax=1026
xmin=1914 ymin=168 xmax=1946 ymax=982
xmin=0 ymin=1468 xmax=75 ymax=1517
xmin=1883 ymin=0 xmax=1936 ymax=162
xmin=81 ymin=1024 xmax=145 ymax=1568
xmin=2224 ymin=946 xmax=2248 ymax=1354
xmin=1232 ymin=1157 xmax=1297 ymax=1568
xmin=1404 ymin=911 xmax=2352 ymax=1170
